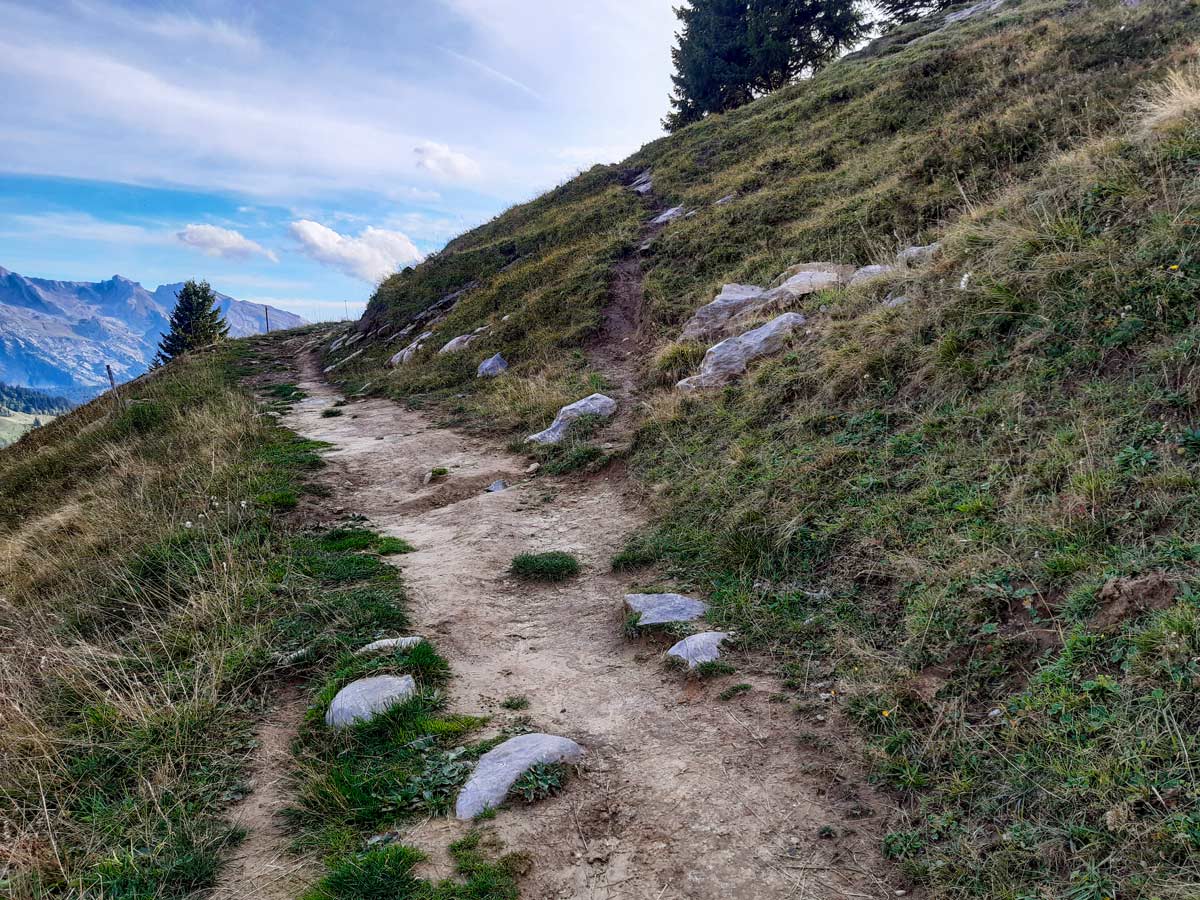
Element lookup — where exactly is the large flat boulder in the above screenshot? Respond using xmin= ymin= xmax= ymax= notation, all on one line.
xmin=525 ymin=393 xmax=617 ymax=445
xmin=762 ymin=263 xmax=854 ymax=300
xmin=325 ymin=675 xmax=417 ymax=728
xmin=455 ymin=733 xmax=585 ymax=819
xmin=679 ymin=284 xmax=765 ymax=342
xmin=848 ymin=264 xmax=895 ymax=287
xmin=625 ymin=593 xmax=708 ymax=626
xmin=676 ymin=312 xmax=807 ymax=391
xmin=667 ymin=631 xmax=730 ymax=669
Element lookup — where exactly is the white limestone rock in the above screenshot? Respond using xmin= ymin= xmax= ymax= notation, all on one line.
xmin=355 ymin=637 xmax=426 ymax=656
xmin=763 ymin=264 xmax=853 ymax=299
xmin=652 ymin=206 xmax=686 ymax=225
xmin=323 ymin=348 xmax=363 ymax=374
xmin=715 ymin=193 xmax=737 ymax=205
xmin=455 ymin=733 xmax=585 ymax=819
xmin=625 ymin=593 xmax=708 ymax=627
xmin=630 ymin=170 xmax=653 ymax=194
xmin=896 ymin=242 xmax=942 ymax=269
xmin=677 ymin=312 xmax=807 ymax=391
xmin=477 ymin=353 xmax=509 ymax=377
xmin=848 ymin=264 xmax=896 ymax=287
xmin=388 ymin=331 xmax=433 ymax=367
xmin=525 ymin=393 xmax=617 ymax=445
xmin=679 ymin=284 xmax=765 ymax=342
xmin=325 ymin=675 xmax=417 ymax=728
xmin=667 ymin=631 xmax=730 ymax=668
xmin=439 ymin=330 xmax=487 ymax=355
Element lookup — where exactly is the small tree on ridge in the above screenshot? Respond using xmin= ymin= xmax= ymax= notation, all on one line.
xmin=154 ymin=280 xmax=229 ymax=366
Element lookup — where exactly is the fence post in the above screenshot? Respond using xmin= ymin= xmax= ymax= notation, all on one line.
xmin=106 ymin=364 xmax=126 ymax=412
xmin=264 ymin=307 xmax=271 ymax=333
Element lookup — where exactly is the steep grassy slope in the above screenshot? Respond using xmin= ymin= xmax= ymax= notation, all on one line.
xmin=333 ymin=1 xmax=1200 ymax=897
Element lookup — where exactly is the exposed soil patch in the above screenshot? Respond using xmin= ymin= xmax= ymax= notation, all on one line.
xmin=211 ymin=685 xmax=314 ymax=900
xmin=273 ymin=344 xmax=905 ymax=900
xmin=1093 ymin=572 xmax=1178 ymax=630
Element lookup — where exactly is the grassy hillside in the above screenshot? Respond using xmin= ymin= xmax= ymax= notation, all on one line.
xmin=330 ymin=1 xmax=1200 ymax=897
xmin=0 ymin=338 xmax=518 ymax=899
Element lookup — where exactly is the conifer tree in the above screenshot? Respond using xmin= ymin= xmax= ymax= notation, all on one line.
xmin=874 ymin=0 xmax=954 ymax=28
xmin=664 ymin=0 xmax=867 ymax=132
xmin=153 ymin=280 xmax=229 ymax=366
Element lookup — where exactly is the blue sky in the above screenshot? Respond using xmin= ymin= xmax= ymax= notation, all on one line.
xmin=0 ymin=0 xmax=679 ymax=320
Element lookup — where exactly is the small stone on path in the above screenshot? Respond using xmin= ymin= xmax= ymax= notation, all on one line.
xmin=667 ymin=631 xmax=730 ymax=668
xmin=625 ymin=593 xmax=708 ymax=626
xmin=455 ymin=733 xmax=585 ymax=819
xmin=486 ymin=480 xmax=508 ymax=493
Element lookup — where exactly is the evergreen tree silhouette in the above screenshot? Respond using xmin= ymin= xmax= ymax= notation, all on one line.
xmin=154 ymin=280 xmax=229 ymax=366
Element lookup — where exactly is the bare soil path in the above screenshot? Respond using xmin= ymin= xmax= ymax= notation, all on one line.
xmin=272 ymin=347 xmax=900 ymax=900
xmin=212 ymin=686 xmax=313 ymax=900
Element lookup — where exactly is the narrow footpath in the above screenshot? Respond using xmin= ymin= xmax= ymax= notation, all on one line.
xmin=272 ymin=349 xmax=898 ymax=900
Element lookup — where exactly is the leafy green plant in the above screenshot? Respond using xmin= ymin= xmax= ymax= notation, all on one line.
xmin=511 ymin=762 xmax=567 ymax=803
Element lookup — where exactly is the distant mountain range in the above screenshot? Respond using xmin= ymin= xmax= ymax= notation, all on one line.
xmin=0 ymin=267 xmax=307 ymax=400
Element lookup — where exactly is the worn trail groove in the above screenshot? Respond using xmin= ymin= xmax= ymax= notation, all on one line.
xmin=271 ymin=348 xmax=898 ymax=900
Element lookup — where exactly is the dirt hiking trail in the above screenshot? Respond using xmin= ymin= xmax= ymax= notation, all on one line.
xmin=266 ymin=348 xmax=901 ymax=900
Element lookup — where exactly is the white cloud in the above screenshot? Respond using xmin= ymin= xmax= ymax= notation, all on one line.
xmin=414 ymin=141 xmax=482 ymax=181
xmin=73 ymin=1 xmax=261 ymax=52
xmin=177 ymin=223 xmax=277 ymax=262
xmin=289 ymin=220 xmax=423 ymax=283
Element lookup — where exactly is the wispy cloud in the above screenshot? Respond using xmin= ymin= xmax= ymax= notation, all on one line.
xmin=439 ymin=46 xmax=541 ymax=101
xmin=0 ymin=212 xmax=169 ymax=245
xmin=177 ymin=224 xmax=277 ymax=262
xmin=289 ymin=220 xmax=423 ymax=283
xmin=72 ymin=1 xmax=261 ymax=52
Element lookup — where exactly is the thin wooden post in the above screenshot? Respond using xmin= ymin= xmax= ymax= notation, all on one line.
xmin=264 ymin=307 xmax=271 ymax=333
xmin=106 ymin=364 xmax=125 ymax=412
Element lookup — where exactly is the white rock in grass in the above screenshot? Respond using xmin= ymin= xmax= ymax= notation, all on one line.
xmin=676 ymin=312 xmax=806 ymax=391
xmin=667 ymin=632 xmax=730 ymax=668
xmin=388 ymin=331 xmax=433 ymax=367
xmin=525 ymin=393 xmax=617 ymax=445
xmin=325 ymin=675 xmax=417 ymax=728
xmin=355 ymin=637 xmax=425 ymax=656
xmin=848 ymin=264 xmax=895 ymax=287
xmin=715 ymin=193 xmax=737 ymax=205
xmin=679 ymin=284 xmax=765 ymax=342
xmin=477 ymin=353 xmax=508 ymax=378
xmin=762 ymin=265 xmax=852 ymax=301
xmin=652 ymin=206 xmax=686 ymax=225
xmin=455 ymin=733 xmax=585 ymax=819
xmin=896 ymin=242 xmax=941 ymax=269
xmin=629 ymin=170 xmax=653 ymax=194
xmin=625 ymin=593 xmax=708 ymax=626
xmin=439 ymin=331 xmax=485 ymax=354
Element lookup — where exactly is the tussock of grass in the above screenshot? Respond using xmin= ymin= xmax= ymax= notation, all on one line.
xmin=510 ymin=551 xmax=582 ymax=581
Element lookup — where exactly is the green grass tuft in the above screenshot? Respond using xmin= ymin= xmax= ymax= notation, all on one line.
xmin=509 ymin=551 xmax=581 ymax=581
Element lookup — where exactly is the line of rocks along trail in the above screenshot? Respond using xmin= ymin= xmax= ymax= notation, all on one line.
xmin=268 ymin=345 xmax=901 ymax=900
